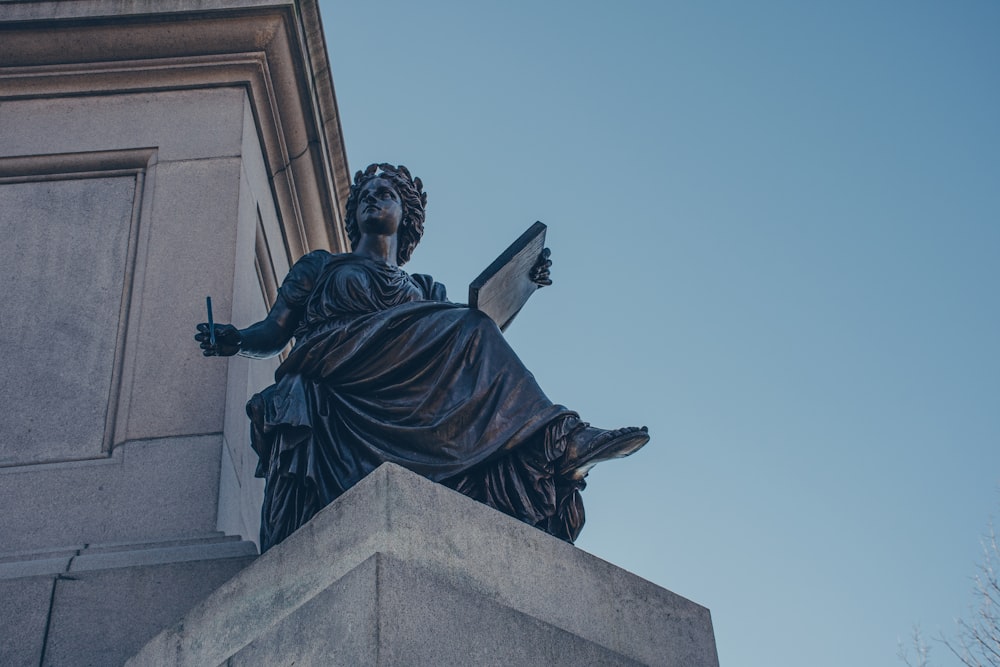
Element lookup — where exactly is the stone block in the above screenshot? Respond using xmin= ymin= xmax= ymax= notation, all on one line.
xmin=0 ymin=534 xmax=256 ymax=667
xmin=224 ymin=551 xmax=639 ymax=666
xmin=0 ymin=575 xmax=52 ymax=667
xmin=0 ymin=436 xmax=223 ymax=552
xmin=373 ymin=552 xmax=643 ymax=666
xmin=128 ymin=463 xmax=719 ymax=666
xmin=40 ymin=539 xmax=256 ymax=667
xmin=226 ymin=554 xmax=380 ymax=666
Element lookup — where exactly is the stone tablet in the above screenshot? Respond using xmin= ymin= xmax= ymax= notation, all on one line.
xmin=468 ymin=220 xmax=547 ymax=330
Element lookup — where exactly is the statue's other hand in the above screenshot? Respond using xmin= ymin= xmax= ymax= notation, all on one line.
xmin=530 ymin=247 xmax=553 ymax=287
xmin=195 ymin=323 xmax=242 ymax=357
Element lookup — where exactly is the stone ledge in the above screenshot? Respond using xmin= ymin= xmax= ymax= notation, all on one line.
xmin=71 ymin=540 xmax=257 ymax=572
xmin=0 ymin=533 xmax=257 ymax=580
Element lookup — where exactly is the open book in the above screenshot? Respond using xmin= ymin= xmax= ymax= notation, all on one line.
xmin=469 ymin=221 xmax=547 ymax=330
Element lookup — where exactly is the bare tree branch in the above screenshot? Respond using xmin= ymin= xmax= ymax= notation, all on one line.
xmin=902 ymin=512 xmax=1000 ymax=667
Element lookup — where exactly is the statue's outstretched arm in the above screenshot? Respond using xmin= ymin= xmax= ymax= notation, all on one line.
xmin=195 ymin=294 xmax=298 ymax=359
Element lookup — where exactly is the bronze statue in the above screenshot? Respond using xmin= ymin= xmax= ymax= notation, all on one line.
xmin=196 ymin=163 xmax=648 ymax=551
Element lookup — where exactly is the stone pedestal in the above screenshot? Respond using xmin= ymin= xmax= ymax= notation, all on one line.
xmin=128 ymin=463 xmax=720 ymax=667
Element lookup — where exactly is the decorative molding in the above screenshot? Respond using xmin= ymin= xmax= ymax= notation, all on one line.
xmin=0 ymin=147 xmax=156 ymax=181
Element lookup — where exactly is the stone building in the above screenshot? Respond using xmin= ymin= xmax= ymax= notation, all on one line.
xmin=0 ymin=2 xmax=718 ymax=664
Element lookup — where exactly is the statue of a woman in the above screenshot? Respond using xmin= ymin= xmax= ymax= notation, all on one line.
xmin=196 ymin=163 xmax=648 ymax=551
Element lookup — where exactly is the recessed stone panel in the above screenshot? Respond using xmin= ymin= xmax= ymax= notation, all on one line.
xmin=0 ymin=174 xmax=137 ymax=466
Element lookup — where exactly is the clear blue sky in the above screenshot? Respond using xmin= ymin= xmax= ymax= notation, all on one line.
xmin=318 ymin=2 xmax=1000 ymax=664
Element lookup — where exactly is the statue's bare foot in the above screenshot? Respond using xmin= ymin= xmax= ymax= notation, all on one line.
xmin=558 ymin=424 xmax=649 ymax=480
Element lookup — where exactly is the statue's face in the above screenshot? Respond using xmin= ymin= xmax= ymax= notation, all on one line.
xmin=356 ymin=177 xmax=403 ymax=236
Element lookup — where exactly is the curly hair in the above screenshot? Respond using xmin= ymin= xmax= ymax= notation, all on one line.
xmin=343 ymin=163 xmax=428 ymax=266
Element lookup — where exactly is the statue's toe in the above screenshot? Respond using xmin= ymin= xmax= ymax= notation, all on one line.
xmin=558 ymin=425 xmax=649 ymax=480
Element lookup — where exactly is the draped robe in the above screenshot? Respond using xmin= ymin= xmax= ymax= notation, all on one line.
xmin=247 ymin=251 xmax=585 ymax=551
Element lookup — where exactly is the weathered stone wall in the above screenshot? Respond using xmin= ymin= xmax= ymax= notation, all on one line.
xmin=0 ymin=0 xmax=350 ymax=554
xmin=0 ymin=3 xmax=349 ymax=663
xmin=0 ymin=87 xmax=255 ymax=551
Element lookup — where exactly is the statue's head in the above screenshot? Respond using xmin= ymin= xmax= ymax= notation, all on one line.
xmin=344 ymin=163 xmax=427 ymax=265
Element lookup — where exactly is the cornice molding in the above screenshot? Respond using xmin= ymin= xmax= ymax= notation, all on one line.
xmin=0 ymin=0 xmax=350 ymax=259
